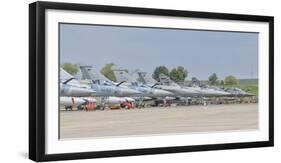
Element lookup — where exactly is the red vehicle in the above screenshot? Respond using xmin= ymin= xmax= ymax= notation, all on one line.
xmin=86 ymin=101 xmax=96 ymax=111
xmin=120 ymin=101 xmax=134 ymax=109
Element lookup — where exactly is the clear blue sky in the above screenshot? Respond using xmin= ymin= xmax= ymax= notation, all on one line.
xmin=60 ymin=23 xmax=258 ymax=80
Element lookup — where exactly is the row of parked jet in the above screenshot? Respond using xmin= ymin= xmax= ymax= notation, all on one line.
xmin=60 ymin=65 xmax=254 ymax=110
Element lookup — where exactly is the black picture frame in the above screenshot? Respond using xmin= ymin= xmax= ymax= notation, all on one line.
xmin=29 ymin=1 xmax=274 ymax=162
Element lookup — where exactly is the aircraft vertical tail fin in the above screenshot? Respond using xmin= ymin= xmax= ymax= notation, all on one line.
xmin=137 ymin=71 xmax=158 ymax=87
xmin=79 ymin=65 xmax=92 ymax=80
xmin=112 ymin=66 xmax=137 ymax=83
xmin=60 ymin=67 xmax=81 ymax=85
xmin=159 ymin=73 xmax=180 ymax=86
xmin=79 ymin=65 xmax=108 ymax=82
xmin=60 ymin=68 xmax=74 ymax=80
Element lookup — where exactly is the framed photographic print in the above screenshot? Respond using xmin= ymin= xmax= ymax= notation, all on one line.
xmin=29 ymin=1 xmax=274 ymax=162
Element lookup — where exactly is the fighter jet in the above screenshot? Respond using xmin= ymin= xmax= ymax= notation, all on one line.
xmin=134 ymin=71 xmax=199 ymax=97
xmin=60 ymin=68 xmax=97 ymax=110
xmin=60 ymin=68 xmax=96 ymax=97
xmin=224 ymin=87 xmax=255 ymax=97
xmin=150 ymin=73 xmax=201 ymax=97
xmin=158 ymin=73 xmax=232 ymax=97
xmin=112 ymin=67 xmax=173 ymax=97
xmin=190 ymin=86 xmax=231 ymax=97
xmin=79 ymin=65 xmax=141 ymax=97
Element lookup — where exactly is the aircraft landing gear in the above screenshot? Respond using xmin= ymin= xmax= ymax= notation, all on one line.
xmin=65 ymin=106 xmax=72 ymax=111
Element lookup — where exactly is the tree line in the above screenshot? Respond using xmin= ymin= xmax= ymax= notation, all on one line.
xmin=152 ymin=66 xmax=188 ymax=82
xmin=207 ymin=73 xmax=239 ymax=86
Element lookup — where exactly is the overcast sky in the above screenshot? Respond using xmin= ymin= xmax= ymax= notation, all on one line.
xmin=60 ymin=23 xmax=258 ymax=80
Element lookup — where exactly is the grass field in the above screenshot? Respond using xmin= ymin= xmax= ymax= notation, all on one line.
xmin=224 ymin=79 xmax=258 ymax=96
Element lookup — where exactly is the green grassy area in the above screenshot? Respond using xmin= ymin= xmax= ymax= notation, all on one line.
xmin=238 ymin=79 xmax=258 ymax=85
xmin=224 ymin=79 xmax=258 ymax=96
xmin=224 ymin=84 xmax=258 ymax=96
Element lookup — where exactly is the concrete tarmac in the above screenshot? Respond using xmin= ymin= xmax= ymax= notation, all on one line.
xmin=60 ymin=103 xmax=258 ymax=139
